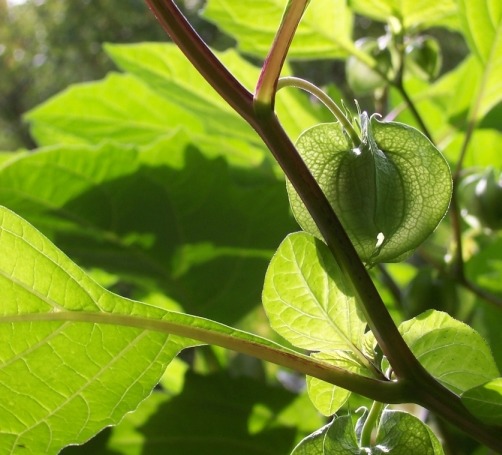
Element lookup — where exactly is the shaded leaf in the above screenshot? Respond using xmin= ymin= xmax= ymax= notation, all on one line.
xmin=461 ymin=377 xmax=502 ymax=426
xmin=0 ymin=140 xmax=296 ymax=323
xmin=373 ymin=410 xmax=444 ymax=454
xmin=67 ymin=372 xmax=320 ymax=455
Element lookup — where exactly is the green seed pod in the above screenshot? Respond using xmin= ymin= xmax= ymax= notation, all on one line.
xmin=286 ymin=113 xmax=452 ymax=266
xmin=346 ymin=37 xmax=394 ymax=95
xmin=405 ymin=36 xmax=442 ymax=81
xmin=459 ymin=167 xmax=502 ymax=231
xmin=403 ymin=268 xmax=457 ymax=318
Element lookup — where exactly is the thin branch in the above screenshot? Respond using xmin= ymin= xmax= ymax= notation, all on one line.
xmin=0 ymin=311 xmax=406 ymax=404
xmin=277 ymin=76 xmax=361 ymax=146
xmin=254 ymin=0 xmax=310 ymax=108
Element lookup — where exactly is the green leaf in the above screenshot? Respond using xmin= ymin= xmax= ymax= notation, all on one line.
xmin=0 ymin=140 xmax=296 ymax=324
xmin=0 ymin=206 xmax=193 ymax=453
xmin=201 ymin=0 xmax=354 ymax=59
xmin=287 ymin=116 xmax=452 ymax=265
xmin=262 ymin=232 xmax=367 ymax=354
xmin=25 ymin=73 xmax=203 ymax=146
xmin=373 ymin=410 xmax=444 ymax=454
xmin=399 ymin=310 xmax=500 ymax=393
xmin=291 ymin=416 xmax=359 ymax=455
xmin=292 ymin=410 xmax=443 ymax=454
xmin=349 ymin=0 xmax=459 ymax=30
xmin=458 ymin=0 xmax=502 ymax=120
xmin=307 ymin=352 xmax=373 ymax=416
xmin=461 ymin=377 xmax=502 ymax=426
xmin=0 ymin=206 xmax=326 ymax=453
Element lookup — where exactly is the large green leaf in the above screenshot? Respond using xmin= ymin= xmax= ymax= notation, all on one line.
xmin=105 ymin=43 xmax=324 ymax=143
xmin=461 ymin=377 xmax=502 ymax=426
xmin=0 ymin=206 xmax=328 ymax=453
xmin=0 ymin=139 xmax=296 ymax=323
xmin=0 ymin=206 xmax=192 ymax=453
xmin=25 ymin=73 xmax=203 ymax=147
xmin=262 ymin=232 xmax=367 ymax=355
xmin=399 ymin=310 xmax=500 ymax=394
xmin=202 ymin=0 xmax=354 ymax=59
xmin=458 ymin=0 xmax=502 ymax=120
xmin=349 ymin=0 xmax=459 ymax=29
xmin=286 ymin=117 xmax=452 ymax=265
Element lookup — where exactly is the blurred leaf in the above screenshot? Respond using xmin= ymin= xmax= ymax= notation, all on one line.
xmin=0 ymin=206 xmax=192 ymax=453
xmin=399 ymin=310 xmax=500 ymax=393
xmin=105 ymin=43 xmax=324 ymax=143
xmin=202 ymin=0 xmax=354 ymax=59
xmin=307 ymin=352 xmax=373 ymax=416
xmin=262 ymin=232 xmax=367 ymax=354
xmin=458 ymin=0 xmax=502 ymax=120
xmin=67 ymin=372 xmax=321 ymax=455
xmin=465 ymin=234 xmax=502 ymax=297
xmin=461 ymin=377 xmax=502 ymax=426
xmin=25 ymin=73 xmax=203 ymax=146
xmin=444 ymin=128 xmax=502 ymax=168
xmin=0 ymin=139 xmax=296 ymax=323
xmin=348 ymin=0 xmax=459 ymax=30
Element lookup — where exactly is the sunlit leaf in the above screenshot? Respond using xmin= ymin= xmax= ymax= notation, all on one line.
xmin=307 ymin=351 xmax=373 ymax=416
xmin=399 ymin=310 xmax=500 ymax=393
xmin=349 ymin=0 xmax=459 ymax=29
xmin=458 ymin=0 xmax=502 ymax=120
xmin=105 ymin=42 xmax=324 ymax=143
xmin=262 ymin=232 xmax=367 ymax=354
xmin=25 ymin=73 xmax=203 ymax=146
xmin=291 ymin=416 xmax=359 ymax=455
xmin=202 ymin=0 xmax=354 ymax=59
xmin=0 ymin=206 xmax=192 ymax=453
